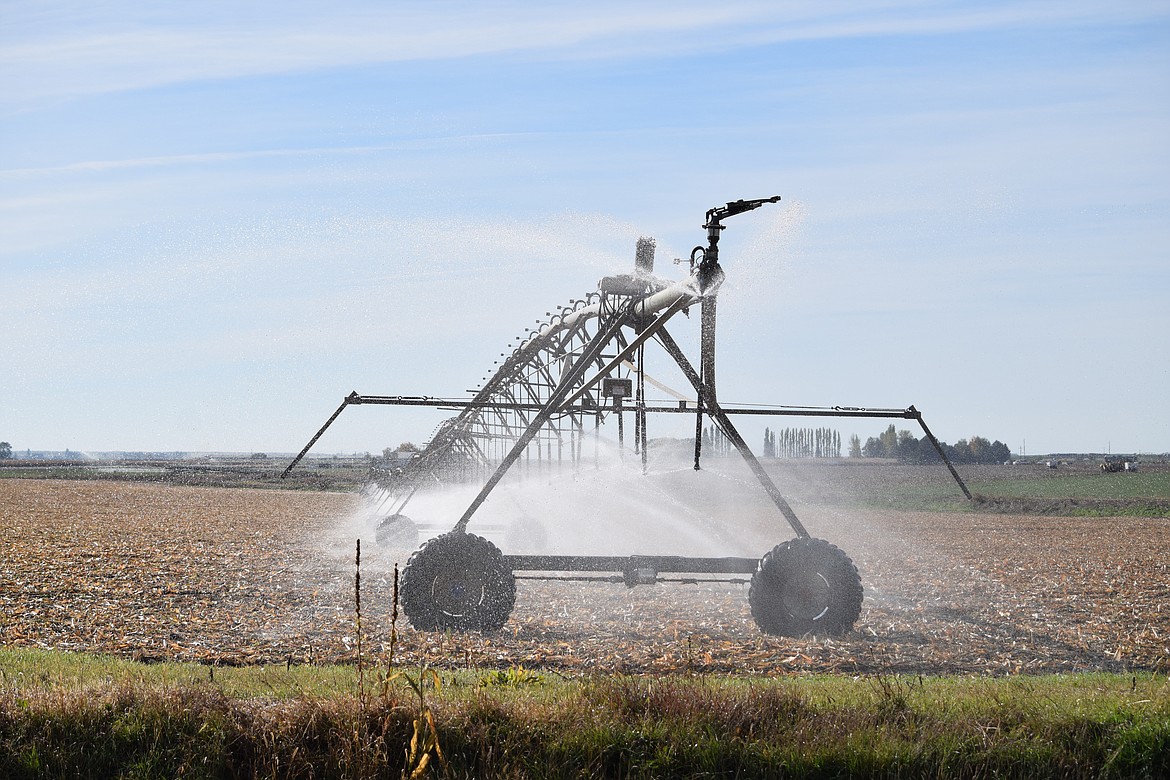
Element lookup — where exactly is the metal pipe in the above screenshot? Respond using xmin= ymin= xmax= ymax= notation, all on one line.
xmin=281 ymin=392 xmax=356 ymax=478
xmin=706 ymin=405 xmax=810 ymax=538
xmin=452 ymin=296 xmax=693 ymax=533
xmin=559 ymin=295 xmax=693 ymax=408
xmin=913 ymin=406 xmax=973 ymax=499
xmin=524 ymin=272 xmax=704 ymax=353
xmin=504 ymin=554 xmax=759 ymax=574
xmin=637 ymin=342 xmax=648 ymax=474
xmin=283 ymin=267 xmax=707 ymax=476
xmin=453 ymin=308 xmax=637 ymax=533
xmin=656 ymin=328 xmax=809 ymax=539
xmin=306 ymin=393 xmax=923 ymax=420
xmin=391 ymin=485 xmax=418 ymax=515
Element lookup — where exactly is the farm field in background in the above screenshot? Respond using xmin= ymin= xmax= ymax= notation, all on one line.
xmin=3 ymin=454 xmax=1168 ymax=512
xmin=754 ymin=459 xmax=1170 ymax=517
xmin=969 ymin=468 xmax=1170 ymax=500
xmin=0 ymin=455 xmax=369 ymax=492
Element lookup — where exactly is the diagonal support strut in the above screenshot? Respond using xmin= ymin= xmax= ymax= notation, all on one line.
xmin=452 ymin=296 xmax=691 ymax=534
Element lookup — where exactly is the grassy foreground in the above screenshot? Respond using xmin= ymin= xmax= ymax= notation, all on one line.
xmin=1 ymin=650 xmax=1167 ymax=779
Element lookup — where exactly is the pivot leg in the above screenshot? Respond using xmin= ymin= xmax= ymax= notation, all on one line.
xmin=655 ymin=328 xmax=810 ymax=540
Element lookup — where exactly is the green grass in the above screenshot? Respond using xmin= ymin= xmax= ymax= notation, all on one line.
xmin=0 ymin=466 xmax=94 ymax=480
xmin=841 ymin=466 xmax=1170 ymax=517
xmin=0 ymin=462 xmax=367 ymax=491
xmin=0 ymin=648 xmax=360 ymax=700
xmin=972 ymin=471 xmax=1170 ymax=501
xmin=856 ymin=481 xmax=976 ymax=513
xmin=2 ymin=649 xmax=1168 ymax=778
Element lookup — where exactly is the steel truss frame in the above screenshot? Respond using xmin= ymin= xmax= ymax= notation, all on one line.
xmin=285 ymin=199 xmax=971 ymax=588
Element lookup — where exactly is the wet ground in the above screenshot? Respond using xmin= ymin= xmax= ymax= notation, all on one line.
xmin=1 ymin=478 xmax=1166 ymax=675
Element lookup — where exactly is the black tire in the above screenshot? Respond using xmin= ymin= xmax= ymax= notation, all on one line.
xmin=375 ymin=513 xmax=419 ymax=549
xmin=399 ymin=532 xmax=516 ymax=632
xmin=748 ymin=537 xmax=863 ymax=637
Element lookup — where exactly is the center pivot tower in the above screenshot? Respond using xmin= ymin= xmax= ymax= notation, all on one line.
xmin=286 ymin=197 xmax=970 ymax=637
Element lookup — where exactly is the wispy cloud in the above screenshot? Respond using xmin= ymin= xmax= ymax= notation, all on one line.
xmin=0 ymin=209 xmax=643 ymax=373
xmin=3 ymin=1 xmax=1166 ymax=452
xmin=0 ymin=145 xmax=406 ymax=178
xmin=3 ymin=1 xmax=1165 ymax=108
xmin=0 ymin=131 xmax=552 ymax=178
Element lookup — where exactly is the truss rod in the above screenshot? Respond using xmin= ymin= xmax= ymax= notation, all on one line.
xmin=281 ymin=393 xmax=355 ymax=478
xmin=342 ymin=394 xmax=921 ymax=419
xmin=654 ymin=327 xmax=810 ymax=539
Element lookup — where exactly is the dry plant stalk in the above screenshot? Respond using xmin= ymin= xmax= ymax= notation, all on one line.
xmin=389 ymin=565 xmax=399 ymax=671
xmin=394 ymin=666 xmax=446 ymax=779
xmin=355 ymin=538 xmax=364 ymax=700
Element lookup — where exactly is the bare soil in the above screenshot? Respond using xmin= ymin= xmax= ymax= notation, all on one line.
xmin=1 ymin=479 xmax=1167 ymax=675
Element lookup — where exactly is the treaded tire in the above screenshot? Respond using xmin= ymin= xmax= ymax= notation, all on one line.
xmin=375 ymin=513 xmax=419 ymax=549
xmin=749 ymin=537 xmax=863 ymax=637
xmin=399 ymin=532 xmax=516 ymax=632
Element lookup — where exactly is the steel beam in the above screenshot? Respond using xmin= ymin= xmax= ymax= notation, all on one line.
xmin=504 ymin=554 xmax=758 ymax=575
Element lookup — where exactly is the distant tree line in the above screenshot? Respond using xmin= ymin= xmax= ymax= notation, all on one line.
xmin=702 ymin=425 xmax=733 ymax=456
xmin=856 ymin=425 xmax=1011 ymax=464
xmin=762 ymin=427 xmax=842 ymax=458
xmin=383 ymin=442 xmax=419 ymax=458
xmin=0 ymin=441 xmax=11 ymax=459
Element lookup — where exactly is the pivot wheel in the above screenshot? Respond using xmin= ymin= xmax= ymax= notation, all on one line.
xmin=748 ymin=537 xmax=863 ymax=637
xmin=375 ymin=513 xmax=419 ymax=549
xmin=399 ymin=532 xmax=516 ymax=632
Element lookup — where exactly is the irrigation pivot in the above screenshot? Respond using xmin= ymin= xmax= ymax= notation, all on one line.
xmin=285 ymin=197 xmax=971 ymax=637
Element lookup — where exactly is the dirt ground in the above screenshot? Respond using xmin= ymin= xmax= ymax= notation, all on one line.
xmin=1 ymin=478 xmax=1167 ymax=675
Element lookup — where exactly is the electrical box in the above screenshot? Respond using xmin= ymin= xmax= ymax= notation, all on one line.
xmin=602 ymin=377 xmax=633 ymax=399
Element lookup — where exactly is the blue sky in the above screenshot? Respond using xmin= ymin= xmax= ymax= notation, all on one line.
xmin=2 ymin=1 xmax=1168 ymax=456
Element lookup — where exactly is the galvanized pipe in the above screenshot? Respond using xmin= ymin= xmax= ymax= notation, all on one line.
xmin=524 ymin=271 xmax=709 ymax=353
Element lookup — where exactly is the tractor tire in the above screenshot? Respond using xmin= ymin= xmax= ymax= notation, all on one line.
xmin=748 ymin=537 xmax=863 ymax=637
xmin=399 ymin=532 xmax=516 ymax=632
xmin=375 ymin=513 xmax=419 ymax=549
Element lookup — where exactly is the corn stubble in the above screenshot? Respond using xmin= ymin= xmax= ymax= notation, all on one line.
xmin=1 ymin=474 xmax=1168 ymax=776
xmin=1 ymin=479 xmax=1166 ymax=675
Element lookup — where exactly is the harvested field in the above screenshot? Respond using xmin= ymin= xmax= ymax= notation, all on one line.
xmin=1 ymin=478 xmax=1167 ymax=675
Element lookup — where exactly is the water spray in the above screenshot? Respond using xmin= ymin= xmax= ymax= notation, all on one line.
xmin=283 ymin=197 xmax=971 ymax=638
